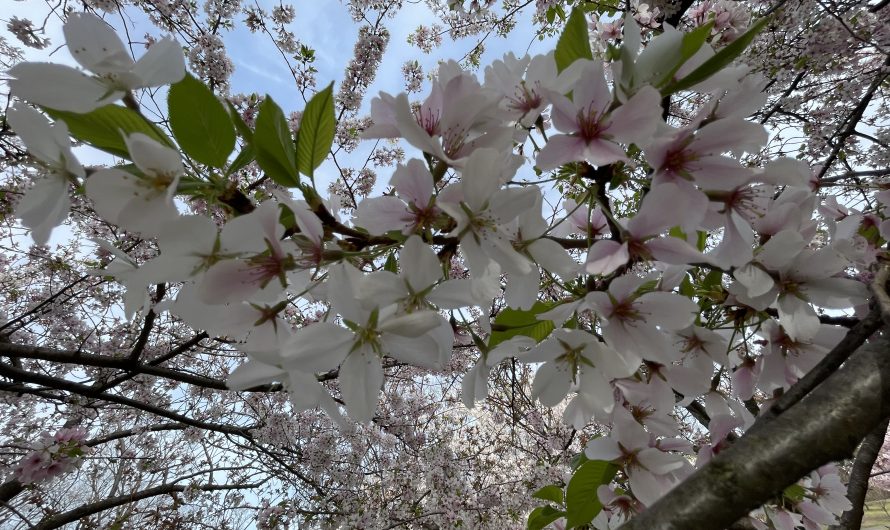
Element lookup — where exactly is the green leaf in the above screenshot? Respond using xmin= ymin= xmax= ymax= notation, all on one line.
xmin=665 ymin=17 xmax=769 ymax=94
xmin=489 ymin=301 xmax=555 ymax=348
xmin=227 ymin=144 xmax=256 ymax=176
xmin=783 ymin=484 xmax=807 ymax=503
xmin=533 ymin=485 xmax=565 ymax=505
xmin=227 ymin=101 xmax=254 ymax=141
xmin=527 ymin=506 xmax=565 ymax=530
xmin=383 ymin=252 xmax=398 ymax=273
xmin=168 ymin=74 xmax=235 ymax=167
xmin=296 ymin=82 xmax=336 ymax=178
xmin=565 ymin=460 xmax=618 ymax=528
xmin=45 ymin=105 xmax=173 ymax=158
xmin=653 ymin=22 xmax=713 ymax=89
xmin=254 ymin=96 xmax=299 ymax=187
xmin=554 ymin=7 xmax=592 ymax=73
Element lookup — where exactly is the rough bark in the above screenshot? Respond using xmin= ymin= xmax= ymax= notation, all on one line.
xmin=829 ymin=417 xmax=890 ymax=530
xmin=618 ymin=335 xmax=890 ymax=530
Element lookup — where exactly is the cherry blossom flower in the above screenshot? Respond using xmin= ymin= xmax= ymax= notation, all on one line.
xmin=535 ymin=60 xmax=661 ymax=171
xmin=85 ymin=133 xmax=183 ymax=236
xmin=7 ymin=103 xmax=83 ymax=245
xmin=585 ymin=273 xmax=698 ymax=365
xmin=8 ymin=12 xmax=185 ymax=112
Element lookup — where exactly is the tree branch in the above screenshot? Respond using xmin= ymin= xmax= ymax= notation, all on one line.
xmin=31 ymin=481 xmax=263 ymax=530
xmin=618 ymin=334 xmax=890 ymax=530
xmin=829 ymin=417 xmax=890 ymax=530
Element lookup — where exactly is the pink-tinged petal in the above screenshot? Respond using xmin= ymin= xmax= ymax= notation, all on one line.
xmin=378 ymin=311 xmax=442 ymax=337
xmin=481 ymin=229 xmax=534 ymax=276
xmin=734 ymin=263 xmax=775 ymax=298
xmin=16 ymin=175 xmax=70 ymax=246
xmin=356 ymin=271 xmax=404 ymax=308
xmin=584 ymin=436 xmax=623 ymax=462
xmin=766 ymin=508 xmax=801 ymax=530
xmin=488 ymin=187 xmax=540 ymax=225
xmin=8 ymin=63 xmax=120 ymax=112
xmin=198 ymin=260 xmax=264 ymax=304
xmin=63 ymin=12 xmax=132 ymax=73
xmin=646 ymin=236 xmax=709 ymax=266
xmin=383 ymin=331 xmax=444 ymax=369
xmin=363 ymin=93 xmax=402 ymax=138
xmin=286 ymin=371 xmax=349 ymax=429
xmin=132 ymin=37 xmax=185 ymax=86
xmin=757 ymin=230 xmax=806 ymax=270
xmin=462 ymin=360 xmax=489 ymax=408
xmin=124 ymin=133 xmax=183 ymax=177
xmin=535 ymin=134 xmax=587 ymax=172
xmin=532 ymin=361 xmax=571 ymax=406
xmin=732 ymin=365 xmax=756 ymax=401
xmin=158 ymin=215 xmax=218 ymax=256
xmin=691 ymin=117 xmax=768 ymax=155
xmin=528 ymin=238 xmax=578 ymax=279
xmin=628 ymin=468 xmax=667 ymax=506
xmin=391 ymin=159 xmax=434 ymax=206
xmin=549 ymin=92 xmax=582 ymax=133
xmin=573 ymin=60 xmax=613 ymax=118
xmin=282 ymin=322 xmax=354 ymax=372
xmin=227 ymin=360 xmax=285 ymax=391
xmin=777 ymin=295 xmax=820 ymax=341
xmin=627 ymin=183 xmax=705 ymax=237
xmin=688 ymin=155 xmax=754 ymax=190
xmin=585 ymin=240 xmax=629 ymax=276
xmin=759 ymin=157 xmax=811 ymax=188
xmin=593 ymin=343 xmax=640 ymax=379
xmin=505 ymin=269 xmax=540 ymax=310
xmin=354 ymin=196 xmax=412 ymax=236
xmin=340 ymin=349 xmax=383 ymax=423
xmin=461 ymin=148 xmax=503 ymax=210
xmin=400 ymin=235 xmax=442 ymax=291
xmin=583 ymin=139 xmax=630 ymax=167
xmin=804 ymin=277 xmax=868 ymax=309
xmin=799 ymin=501 xmax=835 ymax=525
xmin=710 ymin=212 xmax=755 ymax=269
xmin=605 ymin=86 xmax=661 ymax=145
xmin=391 ymin=93 xmax=449 ymax=160
xmin=637 ymin=448 xmax=684 ymax=474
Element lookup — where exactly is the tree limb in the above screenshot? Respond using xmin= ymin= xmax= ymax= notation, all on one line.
xmin=618 ymin=334 xmax=890 ymax=530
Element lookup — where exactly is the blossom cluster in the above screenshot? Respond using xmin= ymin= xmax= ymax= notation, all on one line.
xmin=13 ymin=427 xmax=90 ymax=484
xmin=4 ymin=9 xmax=878 ymax=528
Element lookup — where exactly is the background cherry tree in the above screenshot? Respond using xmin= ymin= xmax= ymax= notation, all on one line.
xmin=0 ymin=0 xmax=888 ymax=528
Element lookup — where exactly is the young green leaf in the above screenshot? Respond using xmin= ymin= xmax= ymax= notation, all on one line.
xmin=533 ymin=485 xmax=565 ymax=505
xmin=168 ymin=74 xmax=235 ymax=167
xmin=554 ymin=7 xmax=593 ymax=73
xmin=564 ymin=460 xmax=618 ymax=528
xmin=653 ymin=22 xmax=714 ymax=89
xmin=44 ymin=105 xmax=173 ymax=158
xmin=664 ymin=17 xmax=769 ymax=94
xmin=296 ymin=82 xmax=336 ymax=178
xmin=527 ymin=505 xmax=566 ymax=530
xmin=254 ymin=96 xmax=299 ymax=187
xmin=489 ymin=301 xmax=555 ymax=348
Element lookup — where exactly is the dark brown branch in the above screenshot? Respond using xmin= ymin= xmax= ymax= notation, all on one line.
xmin=30 ymin=481 xmax=263 ymax=530
xmin=0 ymin=361 xmax=250 ymax=436
xmin=0 ymin=342 xmax=229 ymax=390
xmin=830 ymin=417 xmax=890 ymax=530
xmin=619 ymin=335 xmax=890 ymax=530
